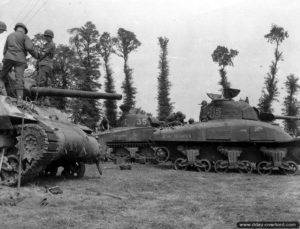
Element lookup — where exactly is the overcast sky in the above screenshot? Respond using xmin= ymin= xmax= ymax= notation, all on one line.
xmin=1 ymin=0 xmax=300 ymax=120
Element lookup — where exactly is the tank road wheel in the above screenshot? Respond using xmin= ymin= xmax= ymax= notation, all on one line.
xmin=138 ymin=148 xmax=155 ymax=160
xmin=238 ymin=160 xmax=253 ymax=174
xmin=174 ymin=158 xmax=188 ymax=171
xmin=280 ymin=161 xmax=298 ymax=175
xmin=195 ymin=159 xmax=211 ymax=172
xmin=114 ymin=148 xmax=131 ymax=163
xmin=257 ymin=161 xmax=273 ymax=175
xmin=155 ymin=147 xmax=170 ymax=163
xmin=62 ymin=162 xmax=86 ymax=178
xmin=214 ymin=160 xmax=229 ymax=173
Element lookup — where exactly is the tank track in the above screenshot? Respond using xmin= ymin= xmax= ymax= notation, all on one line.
xmin=1 ymin=123 xmax=59 ymax=186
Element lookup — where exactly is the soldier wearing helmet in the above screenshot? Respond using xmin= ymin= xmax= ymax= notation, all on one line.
xmin=0 ymin=22 xmax=39 ymax=99
xmin=0 ymin=21 xmax=7 ymax=34
xmin=35 ymin=29 xmax=56 ymax=105
xmin=36 ymin=29 xmax=56 ymax=88
xmin=199 ymin=100 xmax=208 ymax=122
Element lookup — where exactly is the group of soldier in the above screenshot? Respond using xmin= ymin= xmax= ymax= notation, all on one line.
xmin=0 ymin=21 xmax=55 ymax=102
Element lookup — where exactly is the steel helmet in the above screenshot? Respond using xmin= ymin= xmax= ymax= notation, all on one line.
xmin=44 ymin=29 xmax=54 ymax=38
xmin=201 ymin=100 xmax=208 ymax=106
xmin=0 ymin=21 xmax=7 ymax=31
xmin=14 ymin=22 xmax=28 ymax=34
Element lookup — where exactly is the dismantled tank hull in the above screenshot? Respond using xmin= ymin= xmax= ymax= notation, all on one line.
xmin=0 ymin=79 xmax=122 ymax=185
xmin=151 ymin=89 xmax=300 ymax=175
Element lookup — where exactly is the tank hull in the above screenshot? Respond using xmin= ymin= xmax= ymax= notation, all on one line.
xmin=153 ymin=119 xmax=292 ymax=143
xmin=152 ymin=120 xmax=300 ymax=174
xmin=0 ymin=96 xmax=101 ymax=185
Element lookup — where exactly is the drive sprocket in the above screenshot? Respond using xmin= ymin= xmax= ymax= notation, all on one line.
xmin=1 ymin=124 xmax=59 ymax=185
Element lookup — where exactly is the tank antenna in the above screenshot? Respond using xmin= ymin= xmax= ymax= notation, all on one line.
xmin=17 ymin=115 xmax=25 ymax=192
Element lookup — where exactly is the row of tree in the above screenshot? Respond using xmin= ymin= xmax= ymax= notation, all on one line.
xmin=31 ymin=21 xmax=173 ymax=129
xmin=211 ymin=24 xmax=299 ymax=133
xmin=31 ymin=22 xmax=299 ymax=133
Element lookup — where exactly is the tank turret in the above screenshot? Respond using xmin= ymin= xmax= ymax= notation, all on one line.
xmin=201 ymin=88 xmax=300 ymax=122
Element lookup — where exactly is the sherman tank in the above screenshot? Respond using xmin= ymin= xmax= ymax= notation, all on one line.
xmin=152 ymin=88 xmax=300 ymax=175
xmin=97 ymin=108 xmax=169 ymax=163
xmin=0 ymin=78 xmax=122 ymax=186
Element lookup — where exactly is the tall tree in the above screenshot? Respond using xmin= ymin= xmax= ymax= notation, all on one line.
xmin=114 ymin=28 xmax=141 ymax=113
xmin=258 ymin=24 xmax=289 ymax=113
xmin=51 ymin=44 xmax=75 ymax=110
xmin=211 ymin=46 xmax=238 ymax=90
xmin=157 ymin=37 xmax=173 ymax=121
xmin=99 ymin=32 xmax=118 ymax=127
xmin=69 ymin=21 xmax=101 ymax=129
xmin=282 ymin=74 xmax=300 ymax=134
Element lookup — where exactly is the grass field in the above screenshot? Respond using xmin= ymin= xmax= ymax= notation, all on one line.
xmin=0 ymin=163 xmax=299 ymax=229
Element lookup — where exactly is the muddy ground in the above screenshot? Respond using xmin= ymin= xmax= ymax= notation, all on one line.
xmin=0 ymin=163 xmax=299 ymax=229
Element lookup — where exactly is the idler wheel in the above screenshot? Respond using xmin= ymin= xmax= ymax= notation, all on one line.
xmin=154 ymin=147 xmax=170 ymax=163
xmin=195 ymin=159 xmax=211 ymax=172
xmin=174 ymin=158 xmax=188 ymax=170
xmin=257 ymin=161 xmax=273 ymax=175
xmin=280 ymin=161 xmax=298 ymax=175
xmin=238 ymin=160 xmax=253 ymax=174
xmin=214 ymin=160 xmax=229 ymax=173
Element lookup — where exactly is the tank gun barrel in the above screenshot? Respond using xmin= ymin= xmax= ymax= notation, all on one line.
xmin=273 ymin=115 xmax=300 ymax=120
xmin=259 ymin=112 xmax=300 ymax=122
xmin=30 ymin=87 xmax=122 ymax=100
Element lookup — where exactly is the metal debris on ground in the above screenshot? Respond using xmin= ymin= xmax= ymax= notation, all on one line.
xmin=119 ymin=164 xmax=132 ymax=170
xmin=45 ymin=186 xmax=63 ymax=195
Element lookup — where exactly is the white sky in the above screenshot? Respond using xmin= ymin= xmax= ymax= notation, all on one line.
xmin=1 ymin=0 xmax=300 ymax=120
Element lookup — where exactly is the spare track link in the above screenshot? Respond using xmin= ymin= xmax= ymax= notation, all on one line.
xmin=16 ymin=123 xmax=59 ymax=185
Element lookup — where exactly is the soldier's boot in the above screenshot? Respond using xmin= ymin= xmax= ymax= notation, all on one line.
xmin=0 ymin=79 xmax=7 ymax=96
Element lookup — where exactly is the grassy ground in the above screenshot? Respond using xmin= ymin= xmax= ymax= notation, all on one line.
xmin=0 ymin=163 xmax=299 ymax=229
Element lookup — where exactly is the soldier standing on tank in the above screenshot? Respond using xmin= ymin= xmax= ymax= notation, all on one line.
xmin=0 ymin=23 xmax=39 ymax=100
xmin=36 ymin=30 xmax=55 ymax=87
xmin=0 ymin=21 xmax=7 ymax=34
xmin=199 ymin=100 xmax=208 ymax=122
xmin=36 ymin=29 xmax=55 ymax=105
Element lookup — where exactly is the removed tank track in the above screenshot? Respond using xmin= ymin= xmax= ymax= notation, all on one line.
xmin=1 ymin=124 xmax=59 ymax=186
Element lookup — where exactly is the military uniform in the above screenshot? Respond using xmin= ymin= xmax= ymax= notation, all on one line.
xmin=0 ymin=23 xmax=38 ymax=98
xmin=36 ymin=41 xmax=56 ymax=87
xmin=199 ymin=100 xmax=208 ymax=122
